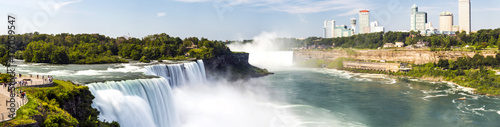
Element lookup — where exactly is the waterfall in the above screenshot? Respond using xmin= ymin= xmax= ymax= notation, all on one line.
xmin=88 ymin=78 xmax=178 ymax=127
xmin=144 ymin=60 xmax=206 ymax=86
xmin=88 ymin=60 xmax=207 ymax=127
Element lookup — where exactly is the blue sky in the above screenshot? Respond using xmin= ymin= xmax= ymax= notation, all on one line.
xmin=1 ymin=0 xmax=500 ymax=40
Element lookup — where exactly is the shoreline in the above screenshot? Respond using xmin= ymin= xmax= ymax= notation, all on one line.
xmin=326 ymin=67 xmax=500 ymax=97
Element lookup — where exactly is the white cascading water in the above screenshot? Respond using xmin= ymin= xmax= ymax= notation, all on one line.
xmin=89 ymin=60 xmax=298 ymax=127
xmin=88 ymin=60 xmax=207 ymax=127
xmin=144 ymin=60 xmax=206 ymax=86
xmin=88 ymin=78 xmax=178 ymax=127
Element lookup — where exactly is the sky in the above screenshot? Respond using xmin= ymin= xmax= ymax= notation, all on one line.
xmin=1 ymin=0 xmax=500 ymax=40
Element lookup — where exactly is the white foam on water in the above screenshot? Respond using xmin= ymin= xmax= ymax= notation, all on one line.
xmin=320 ymin=69 xmax=359 ymax=80
xmin=422 ymin=90 xmax=445 ymax=94
xmin=406 ymin=84 xmax=413 ymax=89
xmin=422 ymin=94 xmax=448 ymax=101
xmin=107 ymin=64 xmax=143 ymax=73
xmin=67 ymin=64 xmax=143 ymax=76
xmin=30 ymin=70 xmax=74 ymax=76
xmin=384 ymin=78 xmax=397 ymax=84
xmin=409 ymin=78 xmax=419 ymax=82
xmin=17 ymin=64 xmax=28 ymax=67
xmin=75 ymin=70 xmax=103 ymax=76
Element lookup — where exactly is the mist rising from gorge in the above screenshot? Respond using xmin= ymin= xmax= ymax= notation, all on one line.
xmin=228 ymin=31 xmax=294 ymax=71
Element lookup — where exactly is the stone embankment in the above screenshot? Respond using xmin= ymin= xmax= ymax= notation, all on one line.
xmin=343 ymin=61 xmax=401 ymax=72
xmin=294 ymin=49 xmax=496 ymax=64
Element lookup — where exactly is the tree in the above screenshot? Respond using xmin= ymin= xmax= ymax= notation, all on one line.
xmin=448 ymin=60 xmax=457 ymax=70
xmin=437 ymin=59 xmax=449 ymax=69
xmin=477 ymin=42 xmax=488 ymax=50
xmin=496 ymin=53 xmax=500 ymax=65
xmin=0 ymin=46 xmax=10 ymax=67
xmin=50 ymin=47 xmax=69 ymax=64
xmin=484 ymin=56 xmax=496 ymax=66
xmin=471 ymin=53 xmax=485 ymax=68
xmin=130 ymin=50 xmax=141 ymax=60
xmin=489 ymin=36 xmax=497 ymax=46
xmin=139 ymin=56 xmax=150 ymax=63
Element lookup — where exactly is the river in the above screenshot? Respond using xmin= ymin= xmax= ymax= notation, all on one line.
xmin=7 ymin=55 xmax=500 ymax=127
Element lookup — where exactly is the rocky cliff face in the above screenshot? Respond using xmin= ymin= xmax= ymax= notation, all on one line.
xmin=203 ymin=53 xmax=270 ymax=81
xmin=294 ymin=49 xmax=496 ymax=64
xmin=59 ymin=87 xmax=99 ymax=123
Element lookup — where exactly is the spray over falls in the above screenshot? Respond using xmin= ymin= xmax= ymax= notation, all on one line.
xmin=88 ymin=60 xmax=207 ymax=127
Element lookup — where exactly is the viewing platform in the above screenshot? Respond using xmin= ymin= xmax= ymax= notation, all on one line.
xmin=13 ymin=75 xmax=54 ymax=87
xmin=0 ymin=74 xmax=54 ymax=122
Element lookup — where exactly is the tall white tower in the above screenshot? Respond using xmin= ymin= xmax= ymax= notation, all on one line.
xmin=359 ymin=10 xmax=370 ymax=34
xmin=324 ymin=20 xmax=328 ymax=38
xmin=331 ymin=20 xmax=335 ymax=37
xmin=350 ymin=18 xmax=357 ymax=34
xmin=323 ymin=20 xmax=335 ymax=38
xmin=459 ymin=0 xmax=471 ymax=33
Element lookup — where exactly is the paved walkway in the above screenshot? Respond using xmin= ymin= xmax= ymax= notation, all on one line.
xmin=0 ymin=75 xmax=53 ymax=121
xmin=0 ymin=86 xmax=26 ymax=121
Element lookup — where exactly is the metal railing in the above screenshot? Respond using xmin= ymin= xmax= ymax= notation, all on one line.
xmin=0 ymin=97 xmax=28 ymax=122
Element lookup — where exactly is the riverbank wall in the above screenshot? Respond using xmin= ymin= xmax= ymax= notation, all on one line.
xmin=343 ymin=61 xmax=401 ymax=72
xmin=294 ymin=49 xmax=497 ymax=64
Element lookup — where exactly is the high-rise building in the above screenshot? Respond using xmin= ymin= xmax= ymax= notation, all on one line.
xmin=459 ymin=0 xmax=471 ymax=33
xmin=370 ymin=21 xmax=385 ymax=33
xmin=359 ymin=10 xmax=370 ymax=34
xmin=350 ymin=18 xmax=357 ymax=33
xmin=439 ymin=11 xmax=454 ymax=31
xmin=410 ymin=4 xmax=427 ymax=31
xmin=324 ymin=20 xmax=335 ymax=38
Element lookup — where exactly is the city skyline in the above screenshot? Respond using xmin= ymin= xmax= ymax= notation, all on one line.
xmin=1 ymin=0 xmax=500 ymax=40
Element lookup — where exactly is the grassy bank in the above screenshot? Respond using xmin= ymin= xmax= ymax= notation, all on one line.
xmin=0 ymin=80 xmax=119 ymax=127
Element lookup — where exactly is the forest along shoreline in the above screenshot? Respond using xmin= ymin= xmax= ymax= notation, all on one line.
xmin=294 ymin=49 xmax=500 ymax=96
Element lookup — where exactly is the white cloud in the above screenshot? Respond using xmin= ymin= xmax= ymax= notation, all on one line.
xmin=52 ymin=0 xmax=82 ymax=11
xmin=157 ymin=12 xmax=167 ymax=17
xmin=476 ymin=8 xmax=500 ymax=12
xmin=336 ymin=9 xmax=362 ymax=17
xmin=174 ymin=0 xmax=370 ymax=15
